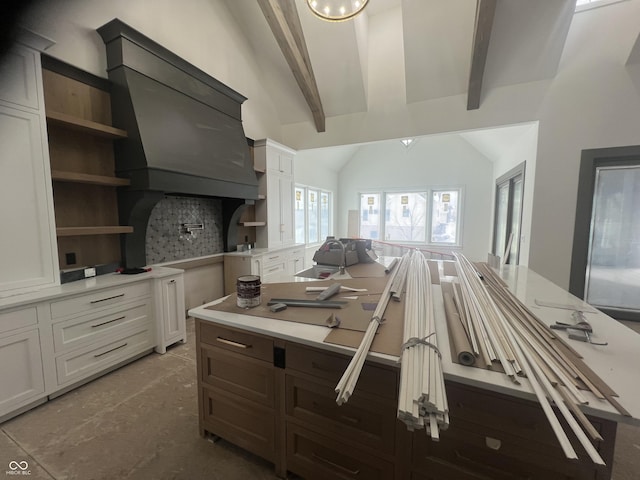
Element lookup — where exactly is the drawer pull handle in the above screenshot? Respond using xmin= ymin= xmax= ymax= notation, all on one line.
xmin=268 ymin=256 xmax=279 ymax=260
xmin=485 ymin=437 xmax=501 ymax=450
xmin=91 ymin=316 xmax=126 ymax=328
xmin=216 ymin=337 xmax=251 ymax=349
xmin=169 ymin=279 xmax=176 ymax=284
xmin=90 ymin=293 xmax=125 ymax=304
xmin=311 ymin=361 xmax=335 ymax=373
xmin=312 ymin=453 xmax=360 ymax=476
xmin=94 ymin=342 xmax=128 ymax=357
xmin=340 ymin=414 xmax=361 ymax=425
xmin=266 ymin=266 xmax=280 ymax=273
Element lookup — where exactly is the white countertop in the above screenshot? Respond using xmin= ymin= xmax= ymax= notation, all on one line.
xmin=0 ymin=266 xmax=184 ymax=310
xmin=188 ymin=262 xmax=640 ymax=425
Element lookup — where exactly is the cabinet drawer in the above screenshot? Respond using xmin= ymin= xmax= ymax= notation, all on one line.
xmin=287 ymin=423 xmax=395 ymax=480
xmin=286 ymin=374 xmax=396 ymax=454
xmin=201 ymin=344 xmax=274 ymax=407
xmin=412 ymin=423 xmax=597 ymax=480
xmin=55 ymin=323 xmax=153 ymax=386
xmin=50 ymin=281 xmax=151 ymax=319
xmin=286 ymin=344 xmax=397 ymax=400
xmin=201 ymin=385 xmax=275 ymax=462
xmin=52 ymin=300 xmax=150 ymax=353
xmin=0 ymin=307 xmax=37 ymax=334
xmin=263 ymin=252 xmax=285 ymax=265
xmin=199 ymin=322 xmax=273 ymax=363
xmin=446 ymin=382 xmax=562 ymax=447
xmin=262 ymin=260 xmax=287 ymax=282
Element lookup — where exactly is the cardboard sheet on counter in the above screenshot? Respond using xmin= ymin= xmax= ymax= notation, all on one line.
xmin=346 ymin=261 xmax=388 ymax=278
xmin=323 ymin=294 xmax=405 ymax=357
xmin=205 ymin=277 xmax=390 ymax=332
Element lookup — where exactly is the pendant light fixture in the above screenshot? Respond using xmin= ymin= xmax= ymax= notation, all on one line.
xmin=306 ymin=0 xmax=369 ymax=22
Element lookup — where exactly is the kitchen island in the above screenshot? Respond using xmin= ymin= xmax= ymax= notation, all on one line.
xmin=188 ymin=261 xmax=640 ymax=480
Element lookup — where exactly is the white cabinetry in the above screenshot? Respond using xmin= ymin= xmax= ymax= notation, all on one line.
xmin=49 ymin=281 xmax=154 ymax=391
xmin=254 ymin=139 xmax=296 ymax=249
xmin=154 ymin=274 xmax=186 ymax=354
xmin=0 ymin=42 xmax=58 ymax=296
xmin=223 ymin=246 xmax=306 ymax=295
xmin=0 ymin=307 xmax=46 ymax=419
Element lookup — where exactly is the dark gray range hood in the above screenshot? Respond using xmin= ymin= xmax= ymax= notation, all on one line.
xmin=97 ymin=19 xmax=258 ymax=266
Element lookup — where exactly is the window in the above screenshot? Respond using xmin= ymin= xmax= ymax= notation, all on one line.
xmin=308 ymin=189 xmax=319 ymax=244
xmin=385 ymin=192 xmax=427 ymax=242
xmin=320 ymin=192 xmax=330 ymax=239
xmin=295 ymin=185 xmax=332 ymax=244
xmin=359 ymin=193 xmax=381 ymax=240
xmin=294 ymin=187 xmax=306 ymax=244
xmin=431 ymin=190 xmax=459 ymax=244
xmin=358 ymin=188 xmax=462 ymax=245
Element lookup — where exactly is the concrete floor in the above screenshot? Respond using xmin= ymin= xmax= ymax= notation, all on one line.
xmin=0 ymin=318 xmax=638 ymax=479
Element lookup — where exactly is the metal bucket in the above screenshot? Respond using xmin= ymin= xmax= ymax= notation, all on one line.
xmin=236 ymin=275 xmax=261 ymax=308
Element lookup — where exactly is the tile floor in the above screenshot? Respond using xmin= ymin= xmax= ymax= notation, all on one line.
xmin=0 ymin=318 xmax=638 ymax=479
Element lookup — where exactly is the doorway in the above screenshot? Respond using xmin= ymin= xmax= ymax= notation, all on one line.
xmin=493 ymin=162 xmax=525 ymax=264
xmin=570 ymin=146 xmax=640 ymax=321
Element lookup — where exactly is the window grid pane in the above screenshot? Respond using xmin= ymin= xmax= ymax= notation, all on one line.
xmin=431 ymin=190 xmax=459 ymax=244
xmin=308 ymin=189 xmax=319 ymax=243
xmin=384 ymin=192 xmax=427 ymax=242
xmin=295 ymin=187 xmax=306 ymax=244
xmin=359 ymin=194 xmax=381 ymax=240
xmin=320 ymin=192 xmax=330 ymax=240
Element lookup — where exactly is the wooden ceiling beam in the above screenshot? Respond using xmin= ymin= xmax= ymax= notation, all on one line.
xmin=467 ymin=0 xmax=497 ymax=110
xmin=257 ymin=0 xmax=326 ymax=132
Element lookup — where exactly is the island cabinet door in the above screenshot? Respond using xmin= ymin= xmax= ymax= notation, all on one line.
xmin=196 ymin=321 xmax=277 ymax=463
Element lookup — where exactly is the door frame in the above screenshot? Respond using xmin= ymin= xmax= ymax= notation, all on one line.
xmin=569 ymin=145 xmax=640 ymax=321
xmin=492 ymin=162 xmax=525 ymax=265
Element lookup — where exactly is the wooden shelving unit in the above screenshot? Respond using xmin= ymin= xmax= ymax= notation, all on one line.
xmin=56 ymin=226 xmax=134 ymax=237
xmin=51 ymin=170 xmax=130 ymax=187
xmin=238 ymin=221 xmax=266 ymax=227
xmin=46 ymin=110 xmax=128 ymax=139
xmin=42 ymin=64 xmax=133 ymax=269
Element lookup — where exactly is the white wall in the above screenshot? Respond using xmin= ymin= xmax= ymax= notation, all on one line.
xmin=492 ymin=124 xmax=539 ymax=266
xmin=282 ymin=1 xmax=640 ymax=289
xmin=338 ymin=134 xmax=493 ymax=261
xmin=21 ymin=0 xmax=282 ymax=141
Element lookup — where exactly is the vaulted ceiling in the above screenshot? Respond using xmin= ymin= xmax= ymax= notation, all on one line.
xmin=223 ymin=0 xmax=576 ymax=133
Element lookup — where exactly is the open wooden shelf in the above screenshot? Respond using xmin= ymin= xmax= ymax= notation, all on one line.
xmin=46 ymin=110 xmax=128 ymax=139
xmin=238 ymin=221 xmax=266 ymax=227
xmin=56 ymin=226 xmax=134 ymax=237
xmin=51 ymin=170 xmax=130 ymax=187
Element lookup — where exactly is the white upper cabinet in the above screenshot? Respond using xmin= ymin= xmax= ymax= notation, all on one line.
xmin=0 ymin=38 xmax=59 ymax=295
xmin=254 ymin=139 xmax=296 ymax=249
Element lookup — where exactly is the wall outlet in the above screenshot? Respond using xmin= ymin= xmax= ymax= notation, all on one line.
xmin=84 ymin=267 xmax=96 ymax=278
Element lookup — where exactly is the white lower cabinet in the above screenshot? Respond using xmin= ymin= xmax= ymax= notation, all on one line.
xmin=0 ymin=269 xmax=185 ymax=421
xmin=55 ymin=323 xmax=153 ymax=386
xmin=49 ymin=281 xmax=155 ymax=389
xmin=154 ymin=275 xmax=186 ymax=354
xmin=223 ymin=246 xmax=306 ymax=295
xmin=0 ymin=307 xmax=46 ymax=419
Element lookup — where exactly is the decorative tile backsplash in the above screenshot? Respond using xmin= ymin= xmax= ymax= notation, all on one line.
xmin=145 ymin=196 xmax=224 ymax=264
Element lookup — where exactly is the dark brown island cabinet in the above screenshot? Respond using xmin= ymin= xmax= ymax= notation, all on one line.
xmin=196 ymin=320 xmax=615 ymax=480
